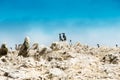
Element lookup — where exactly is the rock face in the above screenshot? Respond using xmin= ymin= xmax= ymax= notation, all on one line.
xmin=101 ymin=52 xmax=120 ymax=64
xmin=50 ymin=41 xmax=69 ymax=51
xmin=18 ymin=37 xmax=30 ymax=57
xmin=0 ymin=41 xmax=120 ymax=80
xmin=0 ymin=44 xmax=8 ymax=57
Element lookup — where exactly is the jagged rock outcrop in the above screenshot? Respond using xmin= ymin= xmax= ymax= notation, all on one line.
xmin=0 ymin=43 xmax=8 ymax=57
xmin=28 ymin=44 xmax=52 ymax=61
xmin=0 ymin=41 xmax=120 ymax=80
xmin=18 ymin=37 xmax=30 ymax=57
xmin=101 ymin=52 xmax=120 ymax=64
xmin=50 ymin=41 xmax=70 ymax=51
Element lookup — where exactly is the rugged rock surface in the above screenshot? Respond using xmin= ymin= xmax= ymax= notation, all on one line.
xmin=0 ymin=41 xmax=120 ymax=80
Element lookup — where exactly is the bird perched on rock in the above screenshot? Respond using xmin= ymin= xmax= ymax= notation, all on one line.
xmin=0 ymin=43 xmax=8 ymax=57
xmin=69 ymin=40 xmax=72 ymax=46
xmin=62 ymin=33 xmax=67 ymax=41
xmin=116 ymin=44 xmax=118 ymax=47
xmin=59 ymin=33 xmax=63 ymax=41
xmin=97 ymin=44 xmax=100 ymax=48
xmin=18 ymin=36 xmax=30 ymax=57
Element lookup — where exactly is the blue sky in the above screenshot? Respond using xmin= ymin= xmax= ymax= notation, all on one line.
xmin=0 ymin=0 xmax=120 ymax=47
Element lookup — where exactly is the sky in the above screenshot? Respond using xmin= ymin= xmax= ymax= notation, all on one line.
xmin=0 ymin=0 xmax=120 ymax=47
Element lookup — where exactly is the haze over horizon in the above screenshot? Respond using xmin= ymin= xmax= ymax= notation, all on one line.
xmin=0 ymin=0 xmax=120 ymax=47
